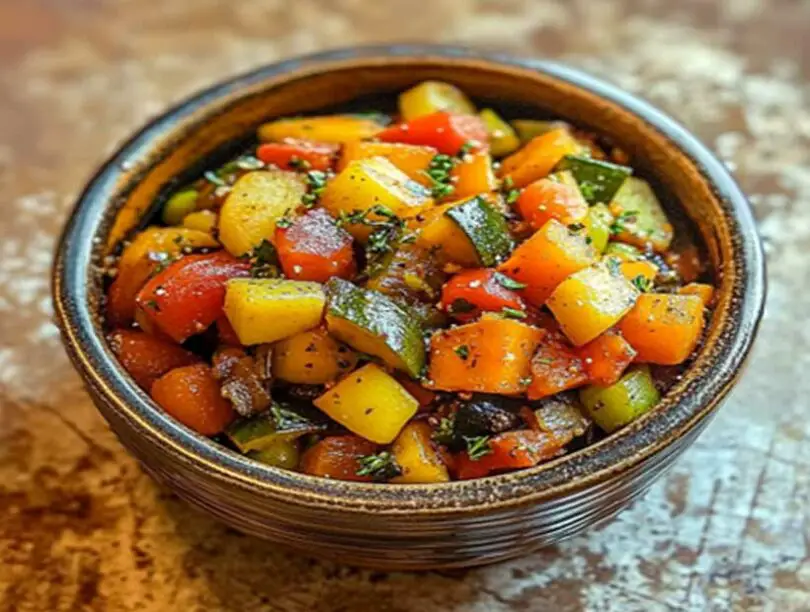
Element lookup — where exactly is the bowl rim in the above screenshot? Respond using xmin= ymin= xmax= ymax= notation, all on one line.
xmin=53 ymin=44 xmax=766 ymax=515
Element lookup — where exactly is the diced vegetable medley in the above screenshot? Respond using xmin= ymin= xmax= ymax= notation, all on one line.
xmin=104 ymin=81 xmax=714 ymax=483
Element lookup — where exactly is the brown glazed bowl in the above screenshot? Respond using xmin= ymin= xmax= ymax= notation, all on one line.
xmin=53 ymin=45 xmax=765 ymax=570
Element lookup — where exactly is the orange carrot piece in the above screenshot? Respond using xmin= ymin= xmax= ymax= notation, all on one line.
xmin=499 ymin=128 xmax=580 ymax=187
xmin=516 ymin=177 xmax=588 ymax=230
xmin=428 ymin=317 xmax=543 ymax=395
xmin=338 ymin=141 xmax=437 ymax=186
xmin=527 ymin=329 xmax=588 ymax=399
xmin=108 ymin=329 xmax=199 ymax=389
xmin=618 ymin=293 xmax=705 ymax=365
xmin=150 ymin=364 xmax=235 ymax=435
xmin=449 ymin=151 xmax=498 ymax=200
xmin=300 ymin=436 xmax=378 ymax=482
xmin=498 ymin=219 xmax=597 ymax=306
xmin=578 ymin=329 xmax=637 ymax=387
xmin=619 ymin=260 xmax=659 ymax=284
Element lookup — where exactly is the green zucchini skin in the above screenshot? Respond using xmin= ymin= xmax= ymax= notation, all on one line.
xmin=445 ymin=196 xmax=514 ymax=267
xmin=324 ymin=278 xmax=426 ymax=378
xmin=556 ymin=155 xmax=632 ymax=204
xmin=226 ymin=401 xmax=331 ymax=452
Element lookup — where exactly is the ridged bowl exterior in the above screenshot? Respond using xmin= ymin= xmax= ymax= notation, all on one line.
xmin=53 ymin=46 xmax=765 ymax=570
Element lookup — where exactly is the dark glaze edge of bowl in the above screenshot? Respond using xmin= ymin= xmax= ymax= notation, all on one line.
xmin=53 ymin=45 xmax=766 ymax=516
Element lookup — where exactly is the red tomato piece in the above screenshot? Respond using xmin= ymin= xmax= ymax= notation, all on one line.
xmin=439 ymin=269 xmax=526 ymax=322
xmin=135 ymin=251 xmax=251 ymax=343
xmin=454 ymin=430 xmax=562 ymax=480
xmin=151 ymin=364 xmax=236 ymax=435
xmin=377 ymin=111 xmax=489 ymax=155
xmin=300 ymin=436 xmax=378 ymax=482
xmin=578 ymin=329 xmax=637 ymax=387
xmin=527 ymin=328 xmax=588 ymax=400
xmin=516 ymin=177 xmax=588 ymax=230
xmin=275 ymin=208 xmax=356 ymax=282
xmin=108 ymin=329 xmax=199 ymax=389
xmin=256 ymin=138 xmax=338 ymax=172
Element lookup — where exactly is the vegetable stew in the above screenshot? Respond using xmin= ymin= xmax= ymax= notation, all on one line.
xmin=104 ymin=80 xmax=714 ymax=483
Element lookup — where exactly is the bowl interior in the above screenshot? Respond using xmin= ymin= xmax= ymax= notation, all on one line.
xmin=55 ymin=47 xmax=764 ymax=514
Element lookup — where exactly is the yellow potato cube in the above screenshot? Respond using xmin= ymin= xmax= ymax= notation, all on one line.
xmin=390 ymin=421 xmax=450 ymax=484
xmin=258 ymin=116 xmax=382 ymax=144
xmin=547 ymin=263 xmax=640 ymax=346
xmin=320 ymin=157 xmax=433 ymax=242
xmin=313 ymin=363 xmax=418 ymax=444
xmin=272 ymin=328 xmax=358 ymax=385
xmin=399 ymin=80 xmax=476 ymax=120
xmin=218 ymin=170 xmax=306 ymax=257
xmin=224 ymin=279 xmax=325 ymax=345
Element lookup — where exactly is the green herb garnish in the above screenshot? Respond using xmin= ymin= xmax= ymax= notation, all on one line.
xmin=424 ymin=153 xmax=457 ymax=199
xmin=454 ymin=345 xmax=470 ymax=360
xmin=632 ymin=274 xmax=653 ymax=292
xmin=356 ymin=451 xmax=402 ymax=481
xmin=465 ymin=436 xmax=492 ymax=461
xmin=494 ymin=273 xmax=527 ymax=290
xmin=501 ymin=307 xmax=527 ymax=319
xmin=610 ymin=210 xmax=639 ymax=235
xmin=433 ymin=416 xmax=456 ymax=446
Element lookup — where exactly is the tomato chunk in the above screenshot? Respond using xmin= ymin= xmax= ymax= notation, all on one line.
xmin=377 ymin=111 xmax=488 ymax=155
xmin=256 ymin=138 xmax=338 ymax=172
xmin=439 ymin=269 xmax=526 ymax=322
xmin=108 ymin=329 xmax=199 ymax=389
xmin=516 ymin=177 xmax=588 ymax=230
xmin=136 ymin=251 xmax=251 ymax=343
xmin=454 ymin=430 xmax=562 ymax=480
xmin=151 ymin=364 xmax=236 ymax=435
xmin=578 ymin=329 xmax=637 ymax=387
xmin=275 ymin=208 xmax=356 ymax=282
xmin=527 ymin=328 xmax=588 ymax=399
xmin=300 ymin=436 xmax=378 ymax=482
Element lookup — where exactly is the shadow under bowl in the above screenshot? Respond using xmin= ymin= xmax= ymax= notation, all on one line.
xmin=53 ymin=45 xmax=765 ymax=570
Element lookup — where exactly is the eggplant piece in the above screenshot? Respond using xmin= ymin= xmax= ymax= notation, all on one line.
xmin=448 ymin=395 xmax=524 ymax=450
xmin=531 ymin=392 xmax=591 ymax=445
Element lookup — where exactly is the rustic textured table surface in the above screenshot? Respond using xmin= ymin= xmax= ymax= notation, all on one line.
xmin=1 ymin=0 xmax=806 ymax=610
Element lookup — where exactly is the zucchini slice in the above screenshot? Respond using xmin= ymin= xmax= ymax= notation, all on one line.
xmin=324 ymin=278 xmax=426 ymax=378
xmin=556 ymin=155 xmax=632 ymax=204
xmin=609 ymin=177 xmax=674 ymax=253
xmin=445 ymin=196 xmax=514 ymax=267
xmin=226 ymin=401 xmax=332 ymax=453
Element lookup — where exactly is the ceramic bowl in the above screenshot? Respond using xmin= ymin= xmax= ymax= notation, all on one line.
xmin=53 ymin=45 xmax=765 ymax=570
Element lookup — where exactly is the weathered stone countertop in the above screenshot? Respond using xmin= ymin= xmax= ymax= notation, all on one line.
xmin=1 ymin=0 xmax=807 ymax=610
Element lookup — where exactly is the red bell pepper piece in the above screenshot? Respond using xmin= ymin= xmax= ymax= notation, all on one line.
xmin=300 ymin=436 xmax=378 ymax=482
xmin=256 ymin=138 xmax=338 ymax=172
xmin=439 ymin=269 xmax=527 ymax=322
xmin=578 ymin=329 xmax=637 ymax=387
xmin=454 ymin=430 xmax=562 ymax=480
xmin=396 ymin=375 xmax=437 ymax=410
xmin=108 ymin=329 xmax=200 ymax=389
xmin=377 ymin=111 xmax=489 ymax=156
xmin=135 ymin=251 xmax=251 ymax=343
xmin=527 ymin=328 xmax=588 ymax=399
xmin=151 ymin=363 xmax=236 ymax=435
xmin=275 ymin=208 xmax=356 ymax=282
xmin=516 ymin=177 xmax=588 ymax=230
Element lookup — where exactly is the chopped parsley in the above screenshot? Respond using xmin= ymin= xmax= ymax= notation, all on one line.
xmin=632 ymin=274 xmax=653 ymax=292
xmin=465 ymin=435 xmax=492 ymax=461
xmin=567 ymin=222 xmax=586 ymax=232
xmin=610 ymin=209 xmax=639 ymax=235
xmin=457 ymin=140 xmax=476 ymax=158
xmin=494 ymin=272 xmax=527 ymax=290
xmin=356 ymin=451 xmax=402 ymax=481
xmin=244 ymin=239 xmax=279 ymax=278
xmin=302 ymin=170 xmax=329 ymax=207
xmin=433 ymin=416 xmax=456 ymax=446
xmin=500 ymin=176 xmax=520 ymax=205
xmin=501 ymin=307 xmax=527 ymax=320
xmin=424 ymin=154 xmax=457 ymax=199
xmin=454 ymin=344 xmax=471 ymax=360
